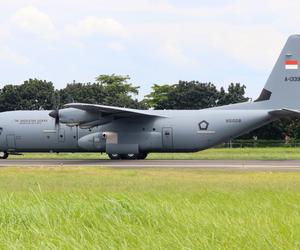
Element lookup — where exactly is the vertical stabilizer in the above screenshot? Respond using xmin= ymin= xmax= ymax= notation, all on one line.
xmin=256 ymin=35 xmax=300 ymax=109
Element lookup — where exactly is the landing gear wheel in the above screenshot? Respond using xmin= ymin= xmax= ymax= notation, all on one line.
xmin=122 ymin=153 xmax=148 ymax=160
xmin=108 ymin=153 xmax=121 ymax=160
xmin=108 ymin=153 xmax=148 ymax=160
xmin=137 ymin=153 xmax=148 ymax=160
xmin=0 ymin=152 xmax=8 ymax=159
xmin=120 ymin=153 xmax=148 ymax=160
xmin=121 ymin=154 xmax=137 ymax=160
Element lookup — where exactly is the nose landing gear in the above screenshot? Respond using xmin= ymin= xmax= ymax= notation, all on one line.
xmin=107 ymin=153 xmax=148 ymax=160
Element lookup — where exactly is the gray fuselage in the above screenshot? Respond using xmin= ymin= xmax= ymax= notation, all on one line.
xmin=0 ymin=107 xmax=272 ymax=154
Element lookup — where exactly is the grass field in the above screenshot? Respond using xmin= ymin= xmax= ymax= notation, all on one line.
xmin=9 ymin=147 xmax=300 ymax=160
xmin=0 ymin=167 xmax=299 ymax=249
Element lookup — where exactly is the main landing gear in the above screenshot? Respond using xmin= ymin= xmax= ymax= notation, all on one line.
xmin=0 ymin=151 xmax=9 ymax=159
xmin=108 ymin=153 xmax=148 ymax=160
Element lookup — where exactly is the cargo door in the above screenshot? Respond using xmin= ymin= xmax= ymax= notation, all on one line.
xmin=162 ymin=127 xmax=173 ymax=149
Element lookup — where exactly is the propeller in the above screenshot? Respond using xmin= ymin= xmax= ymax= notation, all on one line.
xmin=49 ymin=91 xmax=61 ymax=128
xmin=49 ymin=109 xmax=60 ymax=127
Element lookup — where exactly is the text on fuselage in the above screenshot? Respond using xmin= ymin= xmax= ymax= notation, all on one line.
xmin=14 ymin=119 xmax=48 ymax=125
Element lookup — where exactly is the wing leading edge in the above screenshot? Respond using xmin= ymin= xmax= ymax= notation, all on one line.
xmin=64 ymin=103 xmax=167 ymax=118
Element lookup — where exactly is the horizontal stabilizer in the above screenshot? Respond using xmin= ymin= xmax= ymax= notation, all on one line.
xmin=269 ymin=108 xmax=300 ymax=117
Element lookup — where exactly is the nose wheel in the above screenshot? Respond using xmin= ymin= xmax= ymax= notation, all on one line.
xmin=107 ymin=153 xmax=148 ymax=160
xmin=0 ymin=152 xmax=8 ymax=159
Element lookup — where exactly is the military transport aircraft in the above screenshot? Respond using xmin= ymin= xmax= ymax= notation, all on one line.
xmin=0 ymin=35 xmax=299 ymax=160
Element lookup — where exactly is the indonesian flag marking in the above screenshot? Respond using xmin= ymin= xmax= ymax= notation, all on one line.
xmin=285 ymin=59 xmax=298 ymax=69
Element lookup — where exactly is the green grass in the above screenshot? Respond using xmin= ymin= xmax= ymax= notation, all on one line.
xmin=9 ymin=147 xmax=300 ymax=160
xmin=0 ymin=167 xmax=299 ymax=249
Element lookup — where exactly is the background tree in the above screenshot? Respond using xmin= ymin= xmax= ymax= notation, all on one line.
xmin=60 ymin=74 xmax=146 ymax=109
xmin=59 ymin=82 xmax=105 ymax=105
xmin=145 ymin=81 xmax=247 ymax=110
xmin=241 ymin=118 xmax=300 ymax=141
xmin=96 ymin=74 xmax=144 ymax=108
xmin=20 ymin=79 xmax=55 ymax=110
xmin=0 ymin=79 xmax=55 ymax=111
xmin=144 ymin=84 xmax=175 ymax=109
xmin=217 ymin=83 xmax=249 ymax=106
xmin=145 ymin=81 xmax=219 ymax=109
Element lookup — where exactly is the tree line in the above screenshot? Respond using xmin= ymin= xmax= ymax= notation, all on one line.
xmin=0 ymin=74 xmax=299 ymax=140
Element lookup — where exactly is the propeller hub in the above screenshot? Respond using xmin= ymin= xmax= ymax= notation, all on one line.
xmin=49 ymin=110 xmax=59 ymax=119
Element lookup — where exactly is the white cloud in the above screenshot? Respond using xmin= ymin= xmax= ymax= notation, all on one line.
xmin=107 ymin=42 xmax=125 ymax=51
xmin=45 ymin=0 xmax=174 ymax=13
xmin=161 ymin=41 xmax=190 ymax=65
xmin=131 ymin=18 xmax=285 ymax=69
xmin=1 ymin=0 xmax=291 ymax=71
xmin=189 ymin=23 xmax=285 ymax=69
xmin=0 ymin=46 xmax=30 ymax=65
xmin=0 ymin=0 xmax=299 ymax=98
xmin=65 ymin=16 xmax=127 ymax=38
xmin=0 ymin=25 xmax=11 ymax=42
xmin=10 ymin=6 xmax=57 ymax=39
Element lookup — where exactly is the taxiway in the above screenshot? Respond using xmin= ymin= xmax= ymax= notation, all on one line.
xmin=0 ymin=159 xmax=300 ymax=171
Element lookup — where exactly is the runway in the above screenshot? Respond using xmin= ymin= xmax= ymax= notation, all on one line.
xmin=1 ymin=159 xmax=300 ymax=170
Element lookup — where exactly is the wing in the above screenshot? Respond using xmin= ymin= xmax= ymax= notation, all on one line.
xmin=64 ymin=103 xmax=166 ymax=118
xmin=54 ymin=103 xmax=166 ymax=128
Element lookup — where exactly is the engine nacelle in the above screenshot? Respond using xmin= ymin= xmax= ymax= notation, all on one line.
xmin=49 ymin=108 xmax=99 ymax=126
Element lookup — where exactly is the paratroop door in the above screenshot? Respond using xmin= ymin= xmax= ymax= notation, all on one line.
xmin=6 ymin=134 xmax=16 ymax=150
xmin=162 ymin=127 xmax=173 ymax=149
xmin=58 ymin=129 xmax=65 ymax=142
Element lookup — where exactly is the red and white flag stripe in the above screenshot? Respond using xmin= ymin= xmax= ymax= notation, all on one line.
xmin=285 ymin=59 xmax=298 ymax=69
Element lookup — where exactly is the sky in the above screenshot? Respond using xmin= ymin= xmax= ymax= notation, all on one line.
xmin=0 ymin=0 xmax=298 ymax=100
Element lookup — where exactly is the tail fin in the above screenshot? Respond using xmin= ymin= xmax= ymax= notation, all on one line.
xmin=255 ymin=35 xmax=300 ymax=109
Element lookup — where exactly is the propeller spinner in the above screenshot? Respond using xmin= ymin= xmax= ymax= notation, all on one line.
xmin=49 ymin=109 xmax=60 ymax=126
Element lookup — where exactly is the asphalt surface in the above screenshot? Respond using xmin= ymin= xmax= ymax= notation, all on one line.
xmin=0 ymin=159 xmax=300 ymax=170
